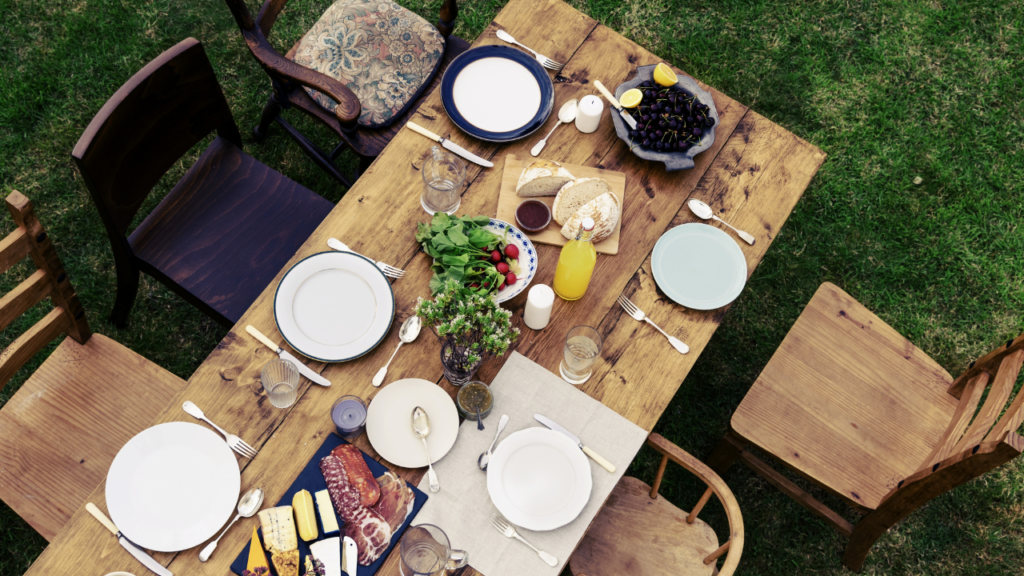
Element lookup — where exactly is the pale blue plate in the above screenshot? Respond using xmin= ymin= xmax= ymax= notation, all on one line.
xmin=651 ymin=223 xmax=748 ymax=310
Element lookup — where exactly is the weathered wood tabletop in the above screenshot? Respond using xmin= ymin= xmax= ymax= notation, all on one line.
xmin=23 ymin=0 xmax=824 ymax=574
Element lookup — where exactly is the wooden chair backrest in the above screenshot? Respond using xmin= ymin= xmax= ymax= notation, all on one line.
xmin=71 ymin=38 xmax=241 ymax=239
xmin=0 ymin=191 xmax=91 ymax=392
xmin=647 ymin=433 xmax=744 ymax=576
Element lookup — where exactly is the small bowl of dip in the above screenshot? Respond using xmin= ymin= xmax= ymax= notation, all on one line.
xmin=457 ymin=381 xmax=493 ymax=421
xmin=515 ymin=199 xmax=552 ymax=233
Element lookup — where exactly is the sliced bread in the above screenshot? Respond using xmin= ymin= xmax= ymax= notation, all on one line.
xmin=551 ymin=177 xmax=614 ymax=225
xmin=560 ymin=192 xmax=621 ymax=243
xmin=516 ymin=160 xmax=575 ymax=197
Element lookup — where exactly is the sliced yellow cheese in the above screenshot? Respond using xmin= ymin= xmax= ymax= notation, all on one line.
xmin=258 ymin=506 xmax=298 ymax=554
xmin=246 ymin=525 xmax=270 ymax=571
xmin=315 ymin=489 xmax=340 ymax=536
xmin=292 ymin=489 xmax=318 ymax=542
xmin=271 ymin=549 xmax=300 ymax=576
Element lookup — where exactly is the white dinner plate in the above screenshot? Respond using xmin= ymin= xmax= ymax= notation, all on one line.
xmin=651 ymin=223 xmax=749 ymax=310
xmin=452 ymin=57 xmax=541 ymax=133
xmin=487 ymin=428 xmax=592 ymax=531
xmin=106 ymin=422 xmax=240 ymax=552
xmin=275 ymin=251 xmax=395 ymax=362
xmin=366 ymin=378 xmax=460 ymax=468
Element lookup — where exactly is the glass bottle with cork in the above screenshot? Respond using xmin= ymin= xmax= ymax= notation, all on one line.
xmin=553 ymin=217 xmax=597 ymax=301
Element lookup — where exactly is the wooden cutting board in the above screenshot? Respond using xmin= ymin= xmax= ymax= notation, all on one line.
xmin=495 ymin=154 xmax=627 ymax=255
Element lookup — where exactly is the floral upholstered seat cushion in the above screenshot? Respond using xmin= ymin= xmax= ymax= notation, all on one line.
xmin=291 ymin=0 xmax=445 ymax=129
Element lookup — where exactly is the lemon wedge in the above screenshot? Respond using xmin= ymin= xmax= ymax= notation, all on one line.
xmin=653 ymin=63 xmax=678 ymax=87
xmin=619 ymin=88 xmax=643 ymax=108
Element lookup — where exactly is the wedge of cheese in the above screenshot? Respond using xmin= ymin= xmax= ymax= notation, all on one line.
xmin=271 ymin=549 xmax=300 ymax=576
xmin=309 ymin=537 xmax=342 ymax=576
xmin=293 ymin=489 xmax=318 ymax=542
xmin=258 ymin=506 xmax=298 ymax=554
xmin=246 ymin=525 xmax=270 ymax=572
xmin=315 ymin=489 xmax=340 ymax=536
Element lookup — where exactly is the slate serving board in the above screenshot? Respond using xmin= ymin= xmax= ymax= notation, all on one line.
xmin=230 ymin=434 xmax=427 ymax=576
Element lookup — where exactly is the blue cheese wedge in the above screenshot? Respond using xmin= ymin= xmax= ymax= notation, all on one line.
xmin=258 ymin=506 xmax=298 ymax=554
xmin=315 ymin=489 xmax=340 ymax=536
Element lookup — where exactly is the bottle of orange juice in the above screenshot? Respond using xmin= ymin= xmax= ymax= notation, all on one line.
xmin=553 ymin=217 xmax=597 ymax=301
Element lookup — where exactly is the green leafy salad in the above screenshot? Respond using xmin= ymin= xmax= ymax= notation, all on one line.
xmin=415 ymin=213 xmax=522 ymax=297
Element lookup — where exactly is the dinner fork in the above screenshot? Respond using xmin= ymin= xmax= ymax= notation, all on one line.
xmin=182 ymin=401 xmax=258 ymax=458
xmin=496 ymin=30 xmax=564 ymax=71
xmin=327 ymin=238 xmax=405 ymax=278
xmin=617 ymin=294 xmax=690 ymax=354
xmin=490 ymin=514 xmax=558 ymax=567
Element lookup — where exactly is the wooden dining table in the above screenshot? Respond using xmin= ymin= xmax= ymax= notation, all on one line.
xmin=23 ymin=0 xmax=824 ymax=574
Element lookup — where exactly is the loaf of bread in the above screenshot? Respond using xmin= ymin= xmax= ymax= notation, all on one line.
xmin=516 ymin=160 xmax=575 ymax=197
xmin=560 ymin=192 xmax=621 ymax=243
xmin=552 ymin=178 xmax=614 ymax=225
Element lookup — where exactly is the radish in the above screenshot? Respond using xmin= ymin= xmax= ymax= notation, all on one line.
xmin=469 ymin=283 xmax=480 ymax=289
xmin=504 ymin=244 xmax=519 ymax=259
xmin=496 ymin=262 xmax=510 ymax=274
xmin=490 ymin=250 xmax=502 ymax=263
xmin=505 ymin=272 xmax=517 ymax=285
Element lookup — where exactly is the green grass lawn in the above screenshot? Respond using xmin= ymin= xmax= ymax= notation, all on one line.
xmin=2 ymin=0 xmax=1023 ymax=574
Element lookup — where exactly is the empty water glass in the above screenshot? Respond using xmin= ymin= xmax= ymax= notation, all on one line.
xmin=261 ymin=358 xmax=299 ymax=408
xmin=421 ymin=146 xmax=466 ymax=215
xmin=560 ymin=325 xmax=602 ymax=385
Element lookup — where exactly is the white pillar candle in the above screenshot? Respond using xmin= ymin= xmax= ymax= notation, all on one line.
xmin=523 ymin=284 xmax=555 ymax=330
xmin=574 ymin=95 xmax=604 ymax=134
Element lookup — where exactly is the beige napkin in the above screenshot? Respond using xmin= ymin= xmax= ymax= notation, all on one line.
xmin=414 ymin=351 xmax=647 ymax=576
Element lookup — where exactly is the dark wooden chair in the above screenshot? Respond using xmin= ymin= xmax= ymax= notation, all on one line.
xmin=570 ymin=433 xmax=744 ymax=576
xmin=73 ymin=38 xmax=335 ymax=328
xmin=0 ymin=191 xmax=185 ymax=541
xmin=708 ymin=282 xmax=1024 ymax=572
xmin=221 ymin=0 xmax=470 ymax=186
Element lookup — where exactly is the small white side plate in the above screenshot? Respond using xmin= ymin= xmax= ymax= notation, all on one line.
xmin=651 ymin=223 xmax=748 ymax=310
xmin=366 ymin=378 xmax=460 ymax=468
xmin=452 ymin=57 xmax=542 ymax=133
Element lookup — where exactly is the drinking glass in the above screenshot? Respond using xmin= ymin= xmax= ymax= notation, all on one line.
xmin=421 ymin=146 xmax=466 ymax=215
xmin=400 ymin=524 xmax=468 ymax=576
xmin=559 ymin=325 xmax=602 ymax=385
xmin=261 ymin=359 xmax=299 ymax=408
xmin=331 ymin=395 xmax=367 ymax=439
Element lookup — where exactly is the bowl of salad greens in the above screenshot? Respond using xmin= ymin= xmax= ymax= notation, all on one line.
xmin=416 ymin=214 xmax=537 ymax=303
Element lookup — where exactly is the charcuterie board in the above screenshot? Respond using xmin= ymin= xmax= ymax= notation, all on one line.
xmin=230 ymin=434 xmax=427 ymax=576
xmin=495 ymin=154 xmax=626 ymax=255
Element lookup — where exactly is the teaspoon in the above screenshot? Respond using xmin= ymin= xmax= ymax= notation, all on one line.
xmin=199 ymin=487 xmax=264 ymax=562
xmin=372 ymin=316 xmax=421 ymax=387
xmin=531 ymin=99 xmax=579 ymax=157
xmin=688 ymin=198 xmax=756 ymax=245
xmin=478 ymin=414 xmax=510 ymax=470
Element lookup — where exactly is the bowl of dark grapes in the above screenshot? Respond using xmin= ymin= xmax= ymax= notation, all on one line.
xmin=611 ymin=63 xmax=720 ymax=171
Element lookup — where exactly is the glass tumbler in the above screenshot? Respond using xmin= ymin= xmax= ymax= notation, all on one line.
xmin=421 ymin=146 xmax=466 ymax=215
xmin=400 ymin=524 xmax=468 ymax=576
xmin=261 ymin=358 xmax=299 ymax=408
xmin=559 ymin=325 xmax=602 ymax=385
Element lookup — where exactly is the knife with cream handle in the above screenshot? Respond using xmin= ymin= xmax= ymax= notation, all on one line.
xmin=86 ymin=503 xmax=173 ymax=576
xmin=593 ymin=80 xmax=638 ymax=129
xmin=534 ymin=414 xmax=616 ymax=472
xmin=246 ymin=325 xmax=331 ymax=387
xmin=405 ymin=122 xmax=494 ymax=168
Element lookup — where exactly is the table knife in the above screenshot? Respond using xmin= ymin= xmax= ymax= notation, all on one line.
xmin=246 ymin=325 xmax=331 ymax=387
xmin=593 ymin=81 xmax=638 ymax=130
xmin=406 ymin=122 xmax=494 ymax=168
xmin=534 ymin=414 xmax=616 ymax=473
xmin=342 ymin=536 xmax=358 ymax=576
xmin=86 ymin=503 xmax=173 ymax=576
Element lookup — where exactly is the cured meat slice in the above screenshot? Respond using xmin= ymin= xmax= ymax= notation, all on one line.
xmin=320 ymin=454 xmax=361 ymax=520
xmin=370 ymin=476 xmax=407 ymax=533
xmin=331 ymin=445 xmax=381 ymax=507
xmin=344 ymin=507 xmax=392 ymax=566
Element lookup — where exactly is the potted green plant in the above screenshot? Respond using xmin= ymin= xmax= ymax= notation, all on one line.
xmin=416 ymin=279 xmax=520 ymax=385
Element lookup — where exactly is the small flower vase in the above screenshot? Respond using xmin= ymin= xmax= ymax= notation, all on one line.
xmin=440 ymin=340 xmax=483 ymax=386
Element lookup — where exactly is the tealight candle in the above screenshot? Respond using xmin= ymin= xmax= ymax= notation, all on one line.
xmin=575 ymin=95 xmax=604 ymax=134
xmin=331 ymin=395 xmax=367 ymax=439
xmin=524 ymin=284 xmax=555 ymax=330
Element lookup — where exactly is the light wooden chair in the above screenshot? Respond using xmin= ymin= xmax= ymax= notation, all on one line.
xmin=0 ymin=191 xmax=185 ymax=541
xmin=570 ymin=433 xmax=744 ymax=576
xmin=708 ymin=282 xmax=1024 ymax=572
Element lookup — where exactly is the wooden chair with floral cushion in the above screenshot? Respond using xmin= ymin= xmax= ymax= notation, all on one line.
xmin=221 ymin=0 xmax=468 ymax=186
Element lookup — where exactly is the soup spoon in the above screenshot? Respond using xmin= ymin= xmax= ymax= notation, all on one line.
xmin=531 ymin=99 xmax=578 ymax=157
xmin=688 ymin=199 xmax=755 ymax=245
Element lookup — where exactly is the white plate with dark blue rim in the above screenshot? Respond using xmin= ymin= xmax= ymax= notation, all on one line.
xmin=274 ymin=251 xmax=395 ymax=362
xmin=487 ymin=219 xmax=537 ymax=303
xmin=441 ymin=45 xmax=554 ymax=143
xmin=651 ymin=223 xmax=748 ymax=310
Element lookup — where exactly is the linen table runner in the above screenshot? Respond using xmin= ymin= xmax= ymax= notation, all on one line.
xmin=414 ymin=351 xmax=647 ymax=576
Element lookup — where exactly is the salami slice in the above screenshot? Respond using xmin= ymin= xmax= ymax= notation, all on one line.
xmin=331 ymin=445 xmax=381 ymax=507
xmin=320 ymin=454 xmax=361 ymax=520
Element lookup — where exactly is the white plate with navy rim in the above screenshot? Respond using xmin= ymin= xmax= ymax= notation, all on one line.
xmin=487 ymin=219 xmax=537 ymax=303
xmin=651 ymin=223 xmax=748 ymax=310
xmin=487 ymin=427 xmax=593 ymax=531
xmin=106 ymin=422 xmax=240 ymax=552
xmin=274 ymin=251 xmax=395 ymax=362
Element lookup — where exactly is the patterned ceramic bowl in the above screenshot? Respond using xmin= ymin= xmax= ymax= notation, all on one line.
xmin=486 ymin=219 xmax=537 ymax=303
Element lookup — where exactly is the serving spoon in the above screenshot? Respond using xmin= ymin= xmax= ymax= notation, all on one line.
xmin=531 ymin=99 xmax=578 ymax=157
xmin=412 ymin=407 xmax=440 ymax=492
xmin=199 ymin=487 xmax=264 ymax=562
xmin=478 ymin=414 xmax=510 ymax=471
xmin=688 ymin=198 xmax=756 ymax=245
xmin=372 ymin=316 xmax=421 ymax=387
